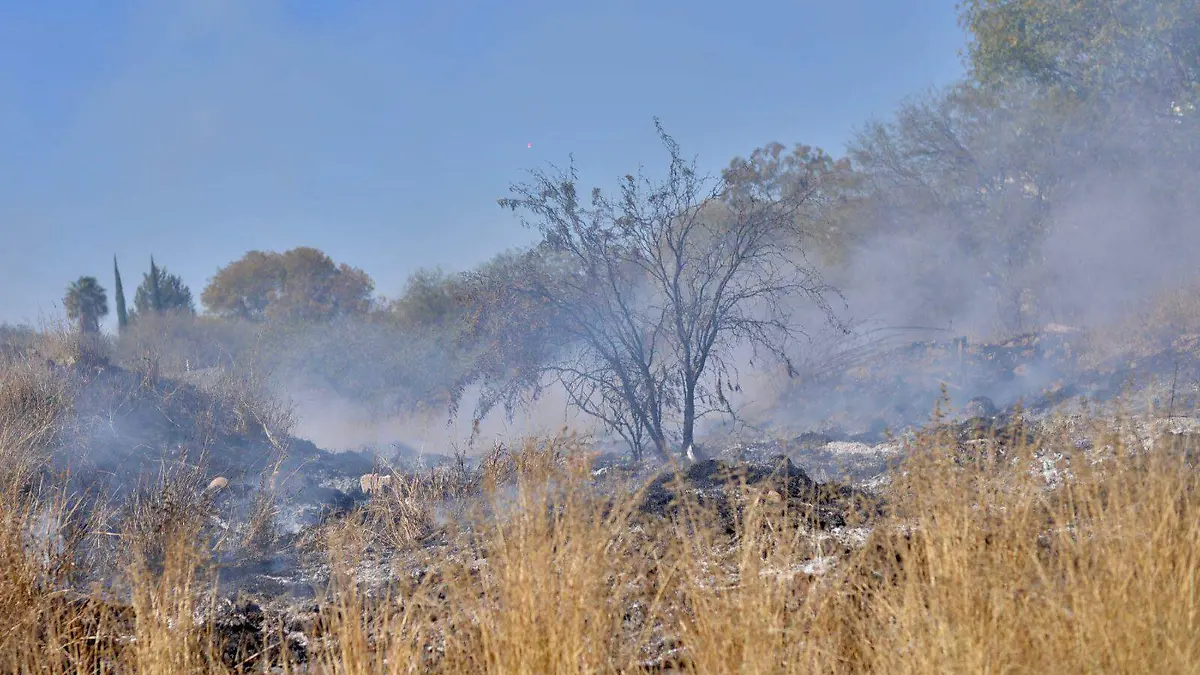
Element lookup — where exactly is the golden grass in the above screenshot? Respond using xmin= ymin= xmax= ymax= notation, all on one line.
xmin=1 ymin=361 xmax=1199 ymax=672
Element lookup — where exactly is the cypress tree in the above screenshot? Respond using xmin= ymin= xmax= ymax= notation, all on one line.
xmin=113 ymin=256 xmax=128 ymax=331
xmin=149 ymin=256 xmax=163 ymax=313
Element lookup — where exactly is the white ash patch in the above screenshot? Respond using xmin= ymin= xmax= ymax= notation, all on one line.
xmin=759 ymin=556 xmax=838 ymax=583
xmin=822 ymin=441 xmax=904 ymax=456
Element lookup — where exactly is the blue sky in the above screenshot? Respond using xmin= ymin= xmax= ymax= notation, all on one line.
xmin=0 ymin=0 xmax=965 ymax=329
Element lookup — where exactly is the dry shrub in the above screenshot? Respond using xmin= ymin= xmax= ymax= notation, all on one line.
xmin=239 ymin=485 xmax=281 ymax=555
xmin=0 ymin=493 xmax=130 ymax=673
xmin=114 ymin=312 xmax=256 ymax=376
xmin=204 ymin=363 xmax=295 ymax=450
xmin=0 ymin=493 xmax=71 ymax=659
xmin=311 ymin=546 xmax=435 ymax=675
xmin=475 ymin=435 xmax=568 ymax=489
xmin=329 ymin=437 xmax=572 ymax=560
xmin=668 ymin=481 xmax=832 ymax=672
xmin=0 ymin=483 xmax=218 ymax=673
xmin=361 ymin=473 xmax=438 ymax=549
xmin=312 ymin=435 xmax=654 ymax=674
xmin=38 ymin=325 xmax=113 ymax=371
xmin=0 ymin=323 xmax=38 ymax=363
xmin=0 ymin=359 xmax=71 ymax=490
xmin=0 ymin=362 xmax=128 ymax=673
xmin=118 ymin=462 xmax=218 ymax=576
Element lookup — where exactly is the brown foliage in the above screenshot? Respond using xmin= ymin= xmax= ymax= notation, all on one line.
xmin=201 ymin=247 xmax=375 ymax=322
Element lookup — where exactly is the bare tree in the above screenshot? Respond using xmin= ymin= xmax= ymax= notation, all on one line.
xmin=458 ymin=121 xmax=843 ymax=461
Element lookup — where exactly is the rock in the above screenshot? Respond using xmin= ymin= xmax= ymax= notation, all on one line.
xmin=203 ymin=476 xmax=229 ymax=495
xmin=965 ymin=396 xmax=998 ymax=418
xmin=359 ymin=473 xmax=394 ymax=496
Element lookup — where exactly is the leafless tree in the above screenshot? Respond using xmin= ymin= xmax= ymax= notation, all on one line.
xmin=459 ymin=121 xmax=843 ymax=461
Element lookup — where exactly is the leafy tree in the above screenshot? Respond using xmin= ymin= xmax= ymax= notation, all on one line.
xmin=199 ymin=251 xmax=281 ymax=320
xmin=386 ymin=267 xmax=474 ymax=329
xmin=113 ymin=256 xmax=128 ymax=331
xmin=839 ymin=0 xmax=1200 ymax=336
xmin=959 ymin=0 xmax=1200 ymax=172
xmin=457 ymin=122 xmax=841 ymax=460
xmin=846 ymin=84 xmax=1059 ymax=333
xmin=271 ymin=247 xmax=375 ymax=322
xmin=722 ymin=142 xmax=862 ymax=266
xmin=201 ymin=247 xmax=374 ymax=322
xmin=826 ymin=0 xmax=1199 ymax=336
xmin=64 ymin=277 xmax=109 ymax=334
xmin=133 ymin=261 xmax=195 ymax=316
xmin=960 ymin=0 xmax=1199 ymax=112
xmin=453 ymin=249 xmax=570 ymax=426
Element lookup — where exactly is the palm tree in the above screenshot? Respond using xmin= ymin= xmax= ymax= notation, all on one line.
xmin=64 ymin=276 xmax=109 ymax=334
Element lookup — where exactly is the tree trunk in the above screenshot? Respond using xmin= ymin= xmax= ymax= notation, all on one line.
xmin=651 ymin=435 xmax=669 ymax=462
xmin=681 ymin=379 xmax=696 ymax=459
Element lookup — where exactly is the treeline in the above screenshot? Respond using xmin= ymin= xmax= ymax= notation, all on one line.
xmin=39 ymin=0 xmax=1200 ymax=449
xmin=55 ymin=246 xmax=480 ymax=414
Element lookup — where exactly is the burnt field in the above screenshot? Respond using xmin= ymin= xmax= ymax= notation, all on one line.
xmin=1 ymin=320 xmax=1198 ymax=672
xmin=5 ymin=1 xmax=1200 ymax=667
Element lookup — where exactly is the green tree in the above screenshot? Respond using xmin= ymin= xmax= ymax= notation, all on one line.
xmin=722 ymin=141 xmax=862 ymax=266
xmin=64 ymin=276 xmax=109 ymax=334
xmin=845 ymin=84 xmax=1059 ymax=332
xmin=387 ymin=268 xmax=470 ymax=328
xmin=113 ymin=256 xmax=129 ymax=332
xmin=958 ymin=0 xmax=1200 ymax=171
xmin=149 ymin=256 xmax=163 ymax=312
xmin=960 ymin=0 xmax=1199 ymax=110
xmin=133 ymin=261 xmax=195 ymax=316
xmin=201 ymin=247 xmax=374 ymax=322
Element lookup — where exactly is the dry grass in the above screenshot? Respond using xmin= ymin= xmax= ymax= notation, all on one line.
xmin=815 ymin=421 xmax=1200 ymax=673
xmin=275 ymin=428 xmax=1200 ymax=674
xmin=0 ymin=358 xmax=70 ymax=489
xmin=1 ymin=344 xmax=1199 ymax=672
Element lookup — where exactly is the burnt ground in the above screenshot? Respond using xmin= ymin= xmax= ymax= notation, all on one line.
xmin=19 ymin=325 xmax=1200 ymax=667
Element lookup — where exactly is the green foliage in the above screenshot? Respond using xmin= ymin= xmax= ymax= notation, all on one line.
xmin=386 ymin=267 xmax=468 ymax=329
xmin=844 ymin=83 xmax=1060 ymax=331
xmin=960 ymin=0 xmax=1200 ymax=112
xmin=453 ymin=249 xmax=567 ymax=421
xmin=201 ymin=247 xmax=374 ymax=323
xmin=113 ymin=257 xmax=128 ymax=332
xmin=722 ymin=142 xmax=861 ymax=265
xmin=63 ymin=277 xmax=109 ymax=334
xmin=133 ymin=261 xmax=194 ymax=316
xmin=148 ymin=257 xmax=162 ymax=313
xmin=959 ymin=0 xmax=1200 ymax=181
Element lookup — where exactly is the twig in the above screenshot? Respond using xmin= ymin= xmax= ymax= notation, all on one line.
xmin=1168 ymin=360 xmax=1179 ymax=418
